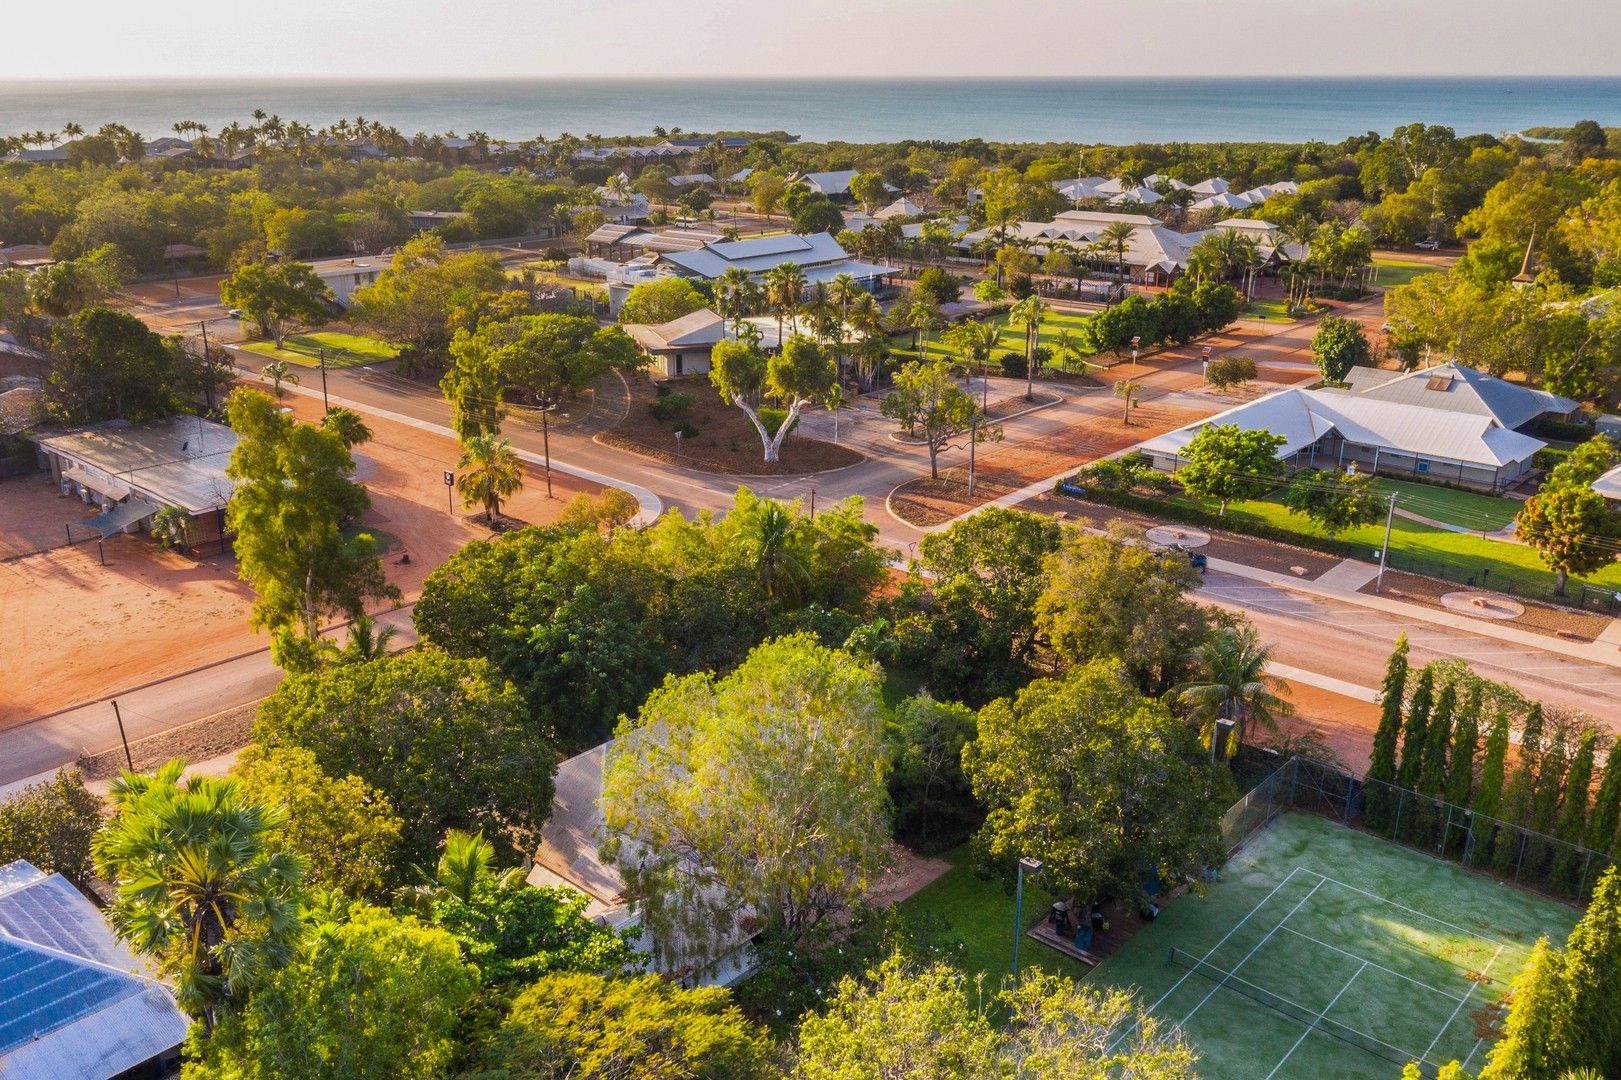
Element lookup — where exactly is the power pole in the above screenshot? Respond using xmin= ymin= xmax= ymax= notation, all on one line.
xmin=1375 ymin=492 xmax=1397 ymax=593
xmin=111 ymin=699 xmax=133 ymax=771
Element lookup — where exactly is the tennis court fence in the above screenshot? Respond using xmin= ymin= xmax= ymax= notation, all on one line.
xmin=1221 ymin=755 xmax=1615 ymax=901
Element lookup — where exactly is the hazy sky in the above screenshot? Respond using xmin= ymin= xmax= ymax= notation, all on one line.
xmin=7 ymin=0 xmax=1620 ymax=79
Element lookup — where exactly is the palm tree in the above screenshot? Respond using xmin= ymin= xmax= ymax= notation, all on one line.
xmin=715 ymin=266 xmax=753 ymax=325
xmin=847 ymin=291 xmax=886 ymax=389
xmin=260 ymin=359 xmax=299 ymax=398
xmin=1010 ymin=294 xmax=1047 ymax=400
xmin=1098 ymin=221 xmax=1137 ymax=287
xmin=60 ymin=121 xmax=83 ymax=142
xmin=1281 ymin=218 xmax=1316 ymax=308
xmin=457 ymin=432 xmax=524 ymax=522
xmin=746 ymin=499 xmax=809 ymax=605
xmin=764 ymin=262 xmax=807 ymax=343
xmin=92 ymin=761 xmax=303 ymax=1029
xmin=1115 ymin=378 xmax=1142 ymax=424
xmin=1179 ymin=625 xmax=1293 ymax=755
xmin=319 ymin=405 xmax=372 ymax=448
xmin=828 ymin=272 xmax=862 ymax=378
xmin=906 ymin=299 xmax=942 ymax=363
xmin=340 ymin=614 xmax=398 ymax=663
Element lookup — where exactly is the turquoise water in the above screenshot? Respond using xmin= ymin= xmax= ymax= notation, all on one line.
xmin=0 ymin=77 xmax=1617 ymax=144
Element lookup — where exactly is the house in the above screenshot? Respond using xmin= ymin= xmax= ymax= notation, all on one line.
xmin=1192 ymin=191 xmax=1256 ymax=211
xmin=527 ymin=744 xmax=757 ymax=986
xmin=666 ymin=173 xmax=716 ymax=188
xmin=595 ymin=189 xmax=652 ymax=225
xmin=32 ymin=415 xmax=237 ymax=549
xmin=405 ymin=210 xmax=468 ymax=233
xmin=793 ymin=170 xmax=859 ymax=200
xmin=622 ymin=308 xmax=730 ymax=377
xmin=1109 ymin=185 xmax=1164 ymax=206
xmin=2 ymin=146 xmax=70 ymax=165
xmin=657 ymin=232 xmax=894 ymax=293
xmin=1137 ymin=363 xmax=1577 ymax=491
xmin=1593 ymin=464 xmax=1621 ymax=503
xmin=1190 ymin=177 xmax=1232 ymax=196
xmin=0 ymin=244 xmax=56 ymax=270
xmin=873 ymin=197 xmax=925 ymax=220
xmin=0 ymin=860 xmax=190 ymax=1079
xmin=308 ymin=255 xmax=386 ymax=306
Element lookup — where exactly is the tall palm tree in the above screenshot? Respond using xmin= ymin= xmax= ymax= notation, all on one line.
xmin=764 ymin=262 xmax=807 ymax=344
xmin=1179 ymin=625 xmax=1293 ymax=755
xmin=92 ymin=761 xmax=303 ymax=1029
xmin=60 ymin=121 xmax=84 ymax=142
xmin=319 ymin=405 xmax=372 ymax=448
xmin=847 ymin=291 xmax=885 ymax=389
xmin=828 ymin=272 xmax=862 ymax=378
xmin=457 ymin=433 xmax=524 ymax=522
xmin=1010 ymin=294 xmax=1047 ymax=400
xmin=1281 ymin=218 xmax=1317 ymax=307
xmin=906 ymin=299 xmax=942 ymax=363
xmin=715 ymin=266 xmax=753 ymax=325
xmin=1099 ymin=220 xmax=1137 ymax=286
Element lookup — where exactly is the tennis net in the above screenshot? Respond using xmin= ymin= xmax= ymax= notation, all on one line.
xmin=1166 ymin=947 xmax=1432 ymax=1073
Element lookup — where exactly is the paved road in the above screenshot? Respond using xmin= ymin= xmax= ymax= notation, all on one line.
xmin=1199 ymin=571 xmax=1621 ymax=718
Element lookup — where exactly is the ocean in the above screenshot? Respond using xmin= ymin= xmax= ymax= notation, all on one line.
xmin=0 ymin=77 xmax=1617 ymax=146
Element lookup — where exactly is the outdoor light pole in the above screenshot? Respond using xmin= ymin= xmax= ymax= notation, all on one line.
xmin=1131 ymin=335 xmax=1141 ymax=371
xmin=1011 ymin=856 xmax=1043 ymax=979
xmin=1201 ymin=345 xmax=1212 ymax=381
xmin=318 ymin=349 xmax=330 ymax=412
xmin=537 ymin=393 xmax=559 ymax=498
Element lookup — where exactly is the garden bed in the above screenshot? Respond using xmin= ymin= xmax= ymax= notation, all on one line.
xmin=599 ymin=377 xmax=863 ymax=476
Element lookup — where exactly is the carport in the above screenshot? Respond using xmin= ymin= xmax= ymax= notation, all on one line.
xmin=66 ymin=496 xmax=161 ymax=565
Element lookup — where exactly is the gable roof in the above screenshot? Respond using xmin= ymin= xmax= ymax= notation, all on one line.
xmin=796 ymin=170 xmax=858 ymax=195
xmin=873 ymin=197 xmax=925 ymax=220
xmin=622 ymin=308 xmax=728 ymax=352
xmin=0 ymin=861 xmax=189 ymax=1080
xmin=1339 ymin=362 xmax=1578 ymax=430
xmin=660 ymin=231 xmax=852 ymax=278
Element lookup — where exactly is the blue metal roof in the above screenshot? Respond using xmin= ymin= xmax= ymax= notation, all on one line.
xmin=0 ymin=940 xmax=137 ymax=1055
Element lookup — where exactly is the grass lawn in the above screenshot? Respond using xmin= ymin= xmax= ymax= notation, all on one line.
xmin=1166 ymin=488 xmax=1621 ymax=596
xmin=1368 ymin=478 xmax=1522 ymax=532
xmin=889 ymin=310 xmax=1100 ymax=371
xmin=1372 ymin=257 xmax=1444 ymax=288
xmin=1089 ymin=813 xmax=1576 ymax=1080
xmin=897 ymin=844 xmax=1090 ymax=989
xmin=1244 ymin=296 xmax=1297 ymax=321
xmin=515 ymin=265 xmax=609 ymax=293
xmin=240 ymin=331 xmax=397 ymax=369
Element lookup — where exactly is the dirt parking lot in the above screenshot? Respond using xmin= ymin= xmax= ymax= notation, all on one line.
xmin=0 ymin=390 xmax=604 ymax=726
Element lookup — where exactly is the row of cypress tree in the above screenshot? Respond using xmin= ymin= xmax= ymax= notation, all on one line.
xmin=1365 ymin=634 xmax=1618 ymax=898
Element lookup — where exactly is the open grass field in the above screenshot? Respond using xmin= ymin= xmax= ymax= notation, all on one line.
xmin=1373 ymin=257 xmax=1445 ymax=288
xmin=1369 ymin=478 xmax=1523 ymax=532
xmin=889 ymin=310 xmax=1099 ymax=370
xmin=1244 ymin=297 xmax=1297 ymax=321
xmin=240 ymin=331 xmax=397 ymax=369
xmin=897 ymin=844 xmax=1090 ymax=987
xmin=1090 ymin=813 xmax=1578 ymax=1080
xmin=1163 ymin=488 xmax=1621 ymax=596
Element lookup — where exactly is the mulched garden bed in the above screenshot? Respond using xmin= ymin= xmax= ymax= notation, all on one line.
xmin=1367 ymin=568 xmax=1611 ymax=642
xmin=600 ymin=377 xmax=863 ymax=476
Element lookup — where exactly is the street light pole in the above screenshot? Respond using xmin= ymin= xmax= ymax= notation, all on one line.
xmin=319 ymin=350 xmax=330 ymax=412
xmin=1011 ymin=856 xmax=1043 ymax=979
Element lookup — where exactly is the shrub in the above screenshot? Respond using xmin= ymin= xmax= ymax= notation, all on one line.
xmin=760 ymin=407 xmax=800 ymax=438
xmin=999 ymin=350 xmax=1027 ymax=378
xmin=1206 ymin=354 xmax=1258 ymax=389
xmin=1533 ymin=446 xmax=1573 ymax=471
xmin=913 ymin=266 xmax=960 ymax=307
xmin=1533 ymin=416 xmax=1597 ymax=442
xmin=649 ymin=390 xmax=695 ymax=423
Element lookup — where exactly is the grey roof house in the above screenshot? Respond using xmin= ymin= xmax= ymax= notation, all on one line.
xmin=0 ymin=860 xmax=189 ymax=1079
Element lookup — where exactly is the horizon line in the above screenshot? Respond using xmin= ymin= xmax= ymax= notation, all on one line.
xmin=4 ymin=72 xmax=1621 ymax=84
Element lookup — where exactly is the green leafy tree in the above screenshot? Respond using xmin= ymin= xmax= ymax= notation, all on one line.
xmin=1418 ymin=680 xmax=1456 ymax=797
xmin=617 ymin=276 xmax=707 ymax=325
xmin=917 ymin=508 xmax=1064 ymax=703
xmin=1175 ymin=423 xmax=1285 ymax=515
xmin=963 ymin=659 xmax=1233 ymax=904
xmin=1179 ymin=624 xmax=1293 ymax=754
xmin=1366 ymin=634 xmax=1409 ymax=828
xmin=884 ymin=357 xmax=985 ymax=479
xmin=889 ymin=693 xmax=978 ymax=848
xmin=1585 ymin=749 xmax=1621 ymax=870
xmin=457 ymin=432 xmax=524 ymax=521
xmin=350 ymin=235 xmax=510 ymax=373
xmin=253 ymin=650 xmax=556 ymax=870
xmin=92 ymin=760 xmax=303 ymax=1028
xmin=414 ymin=830 xmax=638 ymax=986
xmin=1445 ymin=682 xmax=1484 ymax=809
xmin=476 ymin=971 xmax=773 ymax=1079
xmin=220 ymin=259 xmax=334 ymax=347
xmin=225 ymin=388 xmax=399 ymax=669
xmin=1550 ymin=729 xmax=1599 ymax=893
xmin=1493 ymin=702 xmax=1546 ymax=874
xmin=1035 ymin=521 xmax=1211 ymax=695
xmin=1205 ymin=353 xmax=1257 ymax=390
xmin=1517 ymin=483 xmax=1621 ymax=596
xmin=45 ymin=307 xmax=187 ymax=423
xmin=710 ymin=335 xmax=836 ymax=463
xmin=1282 ymin=467 xmax=1385 ymax=537
xmin=229 ymin=744 xmax=403 ymax=901
xmin=1396 ymin=667 xmax=1436 ymax=790
xmin=999 ymin=970 xmax=1199 ymax=1079
xmin=602 ymin=634 xmax=890 ymax=976
xmin=189 ymin=906 xmax=476 ymax=1080
xmin=28 ymin=245 xmax=127 ymax=317
xmin=0 ymin=770 xmax=103 ymax=889
xmin=1310 ymin=315 xmax=1371 ymax=383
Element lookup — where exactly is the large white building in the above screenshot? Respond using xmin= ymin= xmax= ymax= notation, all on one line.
xmin=658 ymin=232 xmax=894 ymax=293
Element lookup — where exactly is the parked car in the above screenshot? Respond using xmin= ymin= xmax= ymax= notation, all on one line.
xmin=1413 ymin=239 xmax=1440 ymax=251
xmin=227 ymin=308 xmax=244 ymax=318
xmin=1168 ymin=543 xmax=1208 ymax=573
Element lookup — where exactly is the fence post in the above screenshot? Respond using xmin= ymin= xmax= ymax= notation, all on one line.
xmin=1514 ymin=832 xmax=1528 ymax=884
xmin=1391 ymin=788 xmax=1403 ymax=842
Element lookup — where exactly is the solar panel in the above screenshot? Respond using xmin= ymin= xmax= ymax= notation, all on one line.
xmin=0 ymin=940 xmax=138 ymax=1054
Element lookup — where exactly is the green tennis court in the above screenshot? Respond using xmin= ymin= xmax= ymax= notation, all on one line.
xmin=1089 ymin=813 xmax=1578 ymax=1079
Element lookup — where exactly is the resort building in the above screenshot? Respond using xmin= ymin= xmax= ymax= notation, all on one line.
xmin=656 ymin=232 xmax=894 ymax=294
xmin=622 ymin=308 xmax=730 ymax=377
xmin=1136 ymin=364 xmax=1578 ymax=491
xmin=791 ymin=170 xmax=860 ymax=200
xmin=0 ymin=860 xmax=189 ymax=1079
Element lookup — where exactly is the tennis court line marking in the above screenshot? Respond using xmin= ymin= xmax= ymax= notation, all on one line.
xmin=1173 ymin=876 xmax=1326 ymax=1031
xmin=1262 ymin=959 xmax=1368 ymax=1080
xmin=1302 ymin=869 xmax=1524 ymax=956
xmin=1452 ymin=943 xmax=1508 ymax=1074
xmin=1108 ymin=866 xmax=1307 ymax=1055
xmin=1275 ymin=925 xmax=1468 ymax=1004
